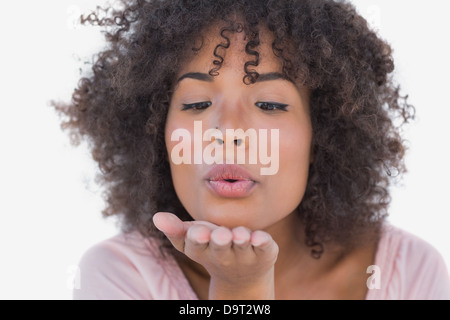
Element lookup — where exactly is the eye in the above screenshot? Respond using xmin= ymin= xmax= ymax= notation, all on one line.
xmin=255 ymin=102 xmax=288 ymax=112
xmin=182 ymin=101 xmax=212 ymax=111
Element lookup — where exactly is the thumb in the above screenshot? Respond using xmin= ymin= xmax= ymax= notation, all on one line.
xmin=153 ymin=212 xmax=188 ymax=252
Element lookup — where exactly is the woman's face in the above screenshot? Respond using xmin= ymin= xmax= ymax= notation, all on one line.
xmin=165 ymin=26 xmax=313 ymax=231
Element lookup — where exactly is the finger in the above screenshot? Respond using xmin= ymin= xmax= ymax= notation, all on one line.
xmin=187 ymin=224 xmax=210 ymax=244
xmin=152 ymin=212 xmax=187 ymax=252
xmin=184 ymin=224 xmax=211 ymax=257
xmin=232 ymin=226 xmax=251 ymax=249
xmin=209 ymin=227 xmax=233 ymax=251
xmin=251 ymin=231 xmax=279 ymax=257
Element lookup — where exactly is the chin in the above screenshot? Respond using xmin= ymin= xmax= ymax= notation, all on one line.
xmin=194 ymin=207 xmax=258 ymax=229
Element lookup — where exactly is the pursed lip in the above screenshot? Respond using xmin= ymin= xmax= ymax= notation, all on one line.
xmin=204 ymin=164 xmax=258 ymax=198
xmin=204 ymin=164 xmax=258 ymax=183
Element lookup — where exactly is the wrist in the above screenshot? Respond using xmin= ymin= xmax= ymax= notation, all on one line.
xmin=208 ymin=270 xmax=275 ymax=300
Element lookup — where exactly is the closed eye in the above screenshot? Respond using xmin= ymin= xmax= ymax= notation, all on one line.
xmin=181 ymin=101 xmax=212 ymax=111
xmin=181 ymin=101 xmax=288 ymax=112
xmin=255 ymin=102 xmax=289 ymax=112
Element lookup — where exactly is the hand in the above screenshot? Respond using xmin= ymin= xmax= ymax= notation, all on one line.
xmin=152 ymin=212 xmax=279 ymax=299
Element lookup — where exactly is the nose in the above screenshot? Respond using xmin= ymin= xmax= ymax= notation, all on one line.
xmin=215 ymin=136 xmax=243 ymax=146
xmin=209 ymin=99 xmax=249 ymax=147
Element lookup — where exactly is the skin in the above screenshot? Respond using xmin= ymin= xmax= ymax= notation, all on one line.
xmin=153 ymin=23 xmax=377 ymax=300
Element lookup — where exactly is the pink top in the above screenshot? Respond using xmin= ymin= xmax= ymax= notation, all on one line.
xmin=73 ymin=224 xmax=450 ymax=300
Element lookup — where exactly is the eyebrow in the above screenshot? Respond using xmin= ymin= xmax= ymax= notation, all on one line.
xmin=176 ymin=72 xmax=291 ymax=84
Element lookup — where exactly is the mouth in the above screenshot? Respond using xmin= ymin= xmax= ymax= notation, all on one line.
xmin=205 ymin=165 xmax=258 ymax=198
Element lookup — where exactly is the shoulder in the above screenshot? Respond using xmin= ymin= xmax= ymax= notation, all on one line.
xmin=367 ymin=223 xmax=450 ymax=300
xmin=73 ymin=231 xmax=196 ymax=300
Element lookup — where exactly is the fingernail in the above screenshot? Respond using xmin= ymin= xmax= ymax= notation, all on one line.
xmin=251 ymin=232 xmax=270 ymax=247
xmin=211 ymin=228 xmax=232 ymax=246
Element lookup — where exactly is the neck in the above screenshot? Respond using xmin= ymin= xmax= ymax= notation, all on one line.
xmin=267 ymin=210 xmax=379 ymax=299
xmin=264 ymin=209 xmax=340 ymax=282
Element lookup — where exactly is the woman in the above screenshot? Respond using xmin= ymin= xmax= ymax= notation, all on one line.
xmin=53 ymin=0 xmax=450 ymax=299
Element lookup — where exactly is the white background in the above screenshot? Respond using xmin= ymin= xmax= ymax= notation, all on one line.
xmin=0 ymin=0 xmax=449 ymax=300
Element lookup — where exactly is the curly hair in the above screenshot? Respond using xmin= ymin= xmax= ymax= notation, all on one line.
xmin=52 ymin=0 xmax=414 ymax=258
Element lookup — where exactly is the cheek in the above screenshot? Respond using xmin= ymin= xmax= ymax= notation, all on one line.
xmin=165 ymin=116 xmax=195 ymax=192
xmin=279 ymin=122 xmax=312 ymax=170
xmin=165 ymin=115 xmax=209 ymax=220
xmin=270 ymin=121 xmax=312 ymax=206
xmin=165 ymin=113 xmax=194 ymax=163
xmin=168 ymin=162 xmax=197 ymax=212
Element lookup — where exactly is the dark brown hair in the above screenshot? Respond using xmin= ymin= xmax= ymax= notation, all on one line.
xmin=52 ymin=0 xmax=414 ymax=257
